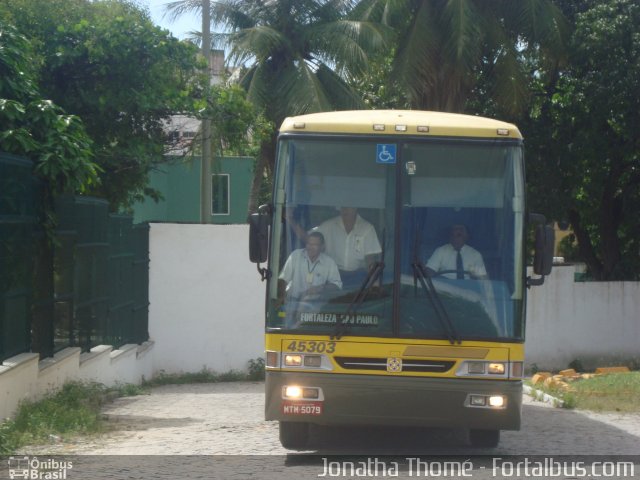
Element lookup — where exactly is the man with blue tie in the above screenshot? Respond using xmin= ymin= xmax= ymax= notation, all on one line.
xmin=426 ymin=224 xmax=487 ymax=280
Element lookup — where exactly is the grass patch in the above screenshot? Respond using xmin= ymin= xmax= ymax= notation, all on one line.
xmin=527 ymin=372 xmax=640 ymax=412
xmin=0 ymin=382 xmax=119 ymax=454
xmin=0 ymin=359 xmax=266 ymax=454
xmin=568 ymin=372 xmax=640 ymax=412
xmin=143 ymin=358 xmax=266 ymax=387
xmin=142 ymin=358 xmax=264 ymax=387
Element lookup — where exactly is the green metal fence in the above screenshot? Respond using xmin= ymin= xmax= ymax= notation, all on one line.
xmin=53 ymin=196 xmax=149 ymax=354
xmin=0 ymin=153 xmax=36 ymax=361
xmin=1 ymin=152 xmax=149 ymax=362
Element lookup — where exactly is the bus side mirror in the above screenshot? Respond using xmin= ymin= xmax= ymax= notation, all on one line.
xmin=527 ymin=213 xmax=555 ymax=287
xmin=249 ymin=210 xmax=270 ymax=264
xmin=533 ymin=224 xmax=554 ymax=276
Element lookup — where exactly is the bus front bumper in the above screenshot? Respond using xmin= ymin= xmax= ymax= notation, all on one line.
xmin=266 ymin=371 xmax=522 ymax=430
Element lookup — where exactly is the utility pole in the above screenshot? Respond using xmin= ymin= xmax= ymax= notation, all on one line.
xmin=200 ymin=0 xmax=212 ymax=223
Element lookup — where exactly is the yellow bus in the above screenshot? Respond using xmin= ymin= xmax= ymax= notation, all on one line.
xmin=249 ymin=110 xmax=553 ymax=449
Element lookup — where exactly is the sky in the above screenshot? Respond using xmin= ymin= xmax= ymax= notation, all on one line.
xmin=138 ymin=0 xmax=201 ymax=39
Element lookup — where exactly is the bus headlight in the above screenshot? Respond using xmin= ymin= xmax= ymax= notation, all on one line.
xmin=467 ymin=362 xmax=486 ymax=374
xmin=457 ymin=361 xmax=512 ymax=377
xmin=465 ymin=394 xmax=507 ymax=409
xmin=488 ymin=363 xmax=506 ymax=375
xmin=281 ymin=354 xmax=332 ymax=370
xmin=303 ymin=355 xmax=322 ymax=367
xmin=283 ymin=386 xmax=324 ymax=400
xmin=284 ymin=386 xmax=303 ymax=399
xmin=284 ymin=354 xmax=303 ymax=366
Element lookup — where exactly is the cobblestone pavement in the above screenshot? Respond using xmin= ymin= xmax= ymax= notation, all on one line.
xmin=14 ymin=381 xmax=640 ymax=479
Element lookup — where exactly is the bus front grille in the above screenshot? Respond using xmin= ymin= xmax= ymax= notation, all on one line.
xmin=334 ymin=357 xmax=455 ymax=373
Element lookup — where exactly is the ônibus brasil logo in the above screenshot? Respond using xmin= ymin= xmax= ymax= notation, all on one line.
xmin=7 ymin=456 xmax=73 ymax=479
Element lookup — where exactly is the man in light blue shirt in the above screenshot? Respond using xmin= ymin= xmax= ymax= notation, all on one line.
xmin=279 ymin=232 xmax=342 ymax=299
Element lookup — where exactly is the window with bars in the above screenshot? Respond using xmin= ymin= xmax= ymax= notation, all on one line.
xmin=212 ymin=174 xmax=230 ymax=215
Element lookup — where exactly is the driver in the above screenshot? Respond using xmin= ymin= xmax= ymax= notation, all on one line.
xmin=426 ymin=224 xmax=487 ymax=280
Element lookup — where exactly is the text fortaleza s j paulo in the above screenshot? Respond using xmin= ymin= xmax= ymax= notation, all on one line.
xmin=317 ymin=457 xmax=637 ymax=477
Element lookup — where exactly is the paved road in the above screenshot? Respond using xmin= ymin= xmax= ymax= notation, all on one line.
xmin=14 ymin=382 xmax=640 ymax=479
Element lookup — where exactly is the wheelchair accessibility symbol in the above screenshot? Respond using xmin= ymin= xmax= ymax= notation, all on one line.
xmin=376 ymin=144 xmax=396 ymax=164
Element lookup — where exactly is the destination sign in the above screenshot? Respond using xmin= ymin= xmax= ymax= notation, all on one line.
xmin=298 ymin=312 xmax=379 ymax=326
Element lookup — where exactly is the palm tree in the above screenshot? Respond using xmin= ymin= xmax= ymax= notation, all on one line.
xmin=355 ymin=0 xmax=568 ymax=115
xmin=165 ymin=0 xmax=388 ymax=212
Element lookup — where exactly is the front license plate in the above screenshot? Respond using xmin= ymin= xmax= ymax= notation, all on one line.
xmin=282 ymin=401 xmax=323 ymax=416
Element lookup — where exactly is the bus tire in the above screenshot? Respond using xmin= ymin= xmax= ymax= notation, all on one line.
xmin=469 ymin=429 xmax=500 ymax=448
xmin=279 ymin=421 xmax=309 ymax=449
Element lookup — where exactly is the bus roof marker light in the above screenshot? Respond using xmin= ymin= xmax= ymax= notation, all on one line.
xmin=373 ymin=124 xmax=385 ymax=131
xmin=395 ymin=125 xmax=407 ymax=132
xmin=417 ymin=125 xmax=430 ymax=133
xmin=497 ymin=128 xmax=510 ymax=136
xmin=293 ymin=122 xmax=306 ymax=129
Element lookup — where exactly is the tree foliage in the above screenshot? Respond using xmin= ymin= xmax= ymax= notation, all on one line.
xmin=524 ymin=0 xmax=640 ymax=280
xmin=355 ymin=0 xmax=567 ymax=116
xmin=165 ymin=0 xmax=389 ymax=213
xmin=0 ymin=0 xmax=201 ymax=210
xmin=0 ymin=22 xmax=98 ymax=196
xmin=168 ymin=0 xmax=388 ymax=127
xmin=200 ymin=84 xmax=274 ymax=158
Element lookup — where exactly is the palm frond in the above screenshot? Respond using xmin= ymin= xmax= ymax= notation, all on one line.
xmin=506 ymin=0 xmax=568 ymax=59
xmin=280 ymin=60 xmax=333 ymax=115
xmin=350 ymin=0 xmax=408 ymax=26
xmin=227 ymin=26 xmax=289 ymax=64
xmin=490 ymin=46 xmax=529 ymax=117
xmin=315 ymin=64 xmax=363 ymax=110
xmin=163 ymin=0 xmax=203 ymax=22
xmin=392 ymin=1 xmax=440 ymax=104
xmin=210 ymin=0 xmax=258 ymax=29
xmin=440 ymin=0 xmax=483 ymax=70
xmin=307 ymin=20 xmax=390 ymax=77
xmin=240 ymin=63 xmax=272 ymax=110
xmin=310 ymin=0 xmax=355 ymax=22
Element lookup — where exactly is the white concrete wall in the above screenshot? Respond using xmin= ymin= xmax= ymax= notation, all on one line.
xmin=525 ymin=265 xmax=640 ymax=370
xmin=0 ymin=343 xmax=154 ymax=420
xmin=0 ymin=353 xmax=39 ymax=420
xmin=148 ymin=225 xmax=640 ymax=374
xmin=148 ymin=223 xmax=264 ymax=374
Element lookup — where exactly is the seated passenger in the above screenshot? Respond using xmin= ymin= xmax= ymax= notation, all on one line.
xmin=426 ymin=224 xmax=487 ymax=280
xmin=287 ymin=207 xmax=382 ymax=286
xmin=278 ymin=232 xmax=342 ymax=299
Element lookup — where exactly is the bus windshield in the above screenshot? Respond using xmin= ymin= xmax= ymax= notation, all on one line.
xmin=266 ymin=136 xmax=525 ymax=342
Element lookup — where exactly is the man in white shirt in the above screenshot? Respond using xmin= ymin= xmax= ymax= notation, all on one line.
xmin=426 ymin=224 xmax=487 ymax=280
xmin=314 ymin=207 xmax=382 ymax=272
xmin=279 ymin=232 xmax=342 ymax=299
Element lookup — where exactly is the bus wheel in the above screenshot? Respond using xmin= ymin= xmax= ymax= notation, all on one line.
xmin=469 ymin=429 xmax=500 ymax=448
xmin=279 ymin=421 xmax=309 ymax=449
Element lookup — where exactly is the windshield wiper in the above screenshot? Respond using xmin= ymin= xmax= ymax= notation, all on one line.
xmin=412 ymin=260 xmax=461 ymax=344
xmin=332 ymin=229 xmax=386 ymax=340
xmin=331 ymin=260 xmax=384 ymax=340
